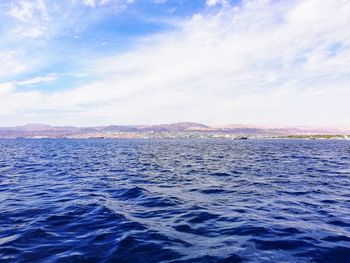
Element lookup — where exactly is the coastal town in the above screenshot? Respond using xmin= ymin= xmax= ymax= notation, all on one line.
xmin=0 ymin=123 xmax=349 ymax=140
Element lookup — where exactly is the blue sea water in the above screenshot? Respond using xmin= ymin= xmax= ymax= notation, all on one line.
xmin=0 ymin=139 xmax=350 ymax=263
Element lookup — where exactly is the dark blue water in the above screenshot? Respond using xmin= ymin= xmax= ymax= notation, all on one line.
xmin=1 ymin=139 xmax=350 ymax=262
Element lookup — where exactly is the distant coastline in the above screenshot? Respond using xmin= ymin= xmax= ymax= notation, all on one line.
xmin=0 ymin=122 xmax=349 ymax=140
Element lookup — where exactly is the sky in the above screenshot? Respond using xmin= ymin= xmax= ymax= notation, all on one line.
xmin=0 ymin=0 xmax=350 ymax=127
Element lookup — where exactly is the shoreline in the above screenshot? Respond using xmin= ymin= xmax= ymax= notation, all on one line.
xmin=1 ymin=135 xmax=349 ymax=140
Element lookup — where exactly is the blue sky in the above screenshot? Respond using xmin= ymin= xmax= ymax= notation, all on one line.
xmin=1 ymin=0 xmax=350 ymax=127
xmin=1 ymin=0 xmax=207 ymax=86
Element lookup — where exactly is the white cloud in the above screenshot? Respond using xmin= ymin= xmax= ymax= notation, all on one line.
xmin=0 ymin=83 xmax=16 ymax=95
xmin=206 ymin=0 xmax=229 ymax=7
xmin=0 ymin=51 xmax=27 ymax=77
xmin=6 ymin=0 xmax=48 ymax=39
xmin=19 ymin=26 xmax=46 ymax=38
xmin=82 ymin=0 xmax=120 ymax=7
xmin=1 ymin=0 xmax=350 ymax=127
xmin=16 ymin=75 xmax=56 ymax=86
xmin=7 ymin=0 xmax=48 ymax=22
xmin=0 ymin=83 xmax=42 ymax=116
xmin=0 ymin=75 xmax=55 ymax=117
xmin=82 ymin=0 xmax=97 ymax=7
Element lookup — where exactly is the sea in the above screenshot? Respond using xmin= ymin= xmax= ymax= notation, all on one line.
xmin=0 ymin=139 xmax=349 ymax=262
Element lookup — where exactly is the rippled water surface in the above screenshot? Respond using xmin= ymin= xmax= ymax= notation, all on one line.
xmin=1 ymin=139 xmax=350 ymax=262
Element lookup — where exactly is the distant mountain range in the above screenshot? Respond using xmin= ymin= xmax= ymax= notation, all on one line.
xmin=0 ymin=122 xmax=349 ymax=139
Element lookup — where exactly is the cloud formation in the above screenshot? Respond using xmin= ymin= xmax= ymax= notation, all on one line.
xmin=1 ymin=0 xmax=350 ymax=127
xmin=206 ymin=0 xmax=228 ymax=7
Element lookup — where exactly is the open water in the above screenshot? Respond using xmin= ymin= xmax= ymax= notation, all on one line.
xmin=0 ymin=139 xmax=349 ymax=262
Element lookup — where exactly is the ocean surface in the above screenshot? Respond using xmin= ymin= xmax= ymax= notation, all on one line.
xmin=0 ymin=139 xmax=350 ymax=263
